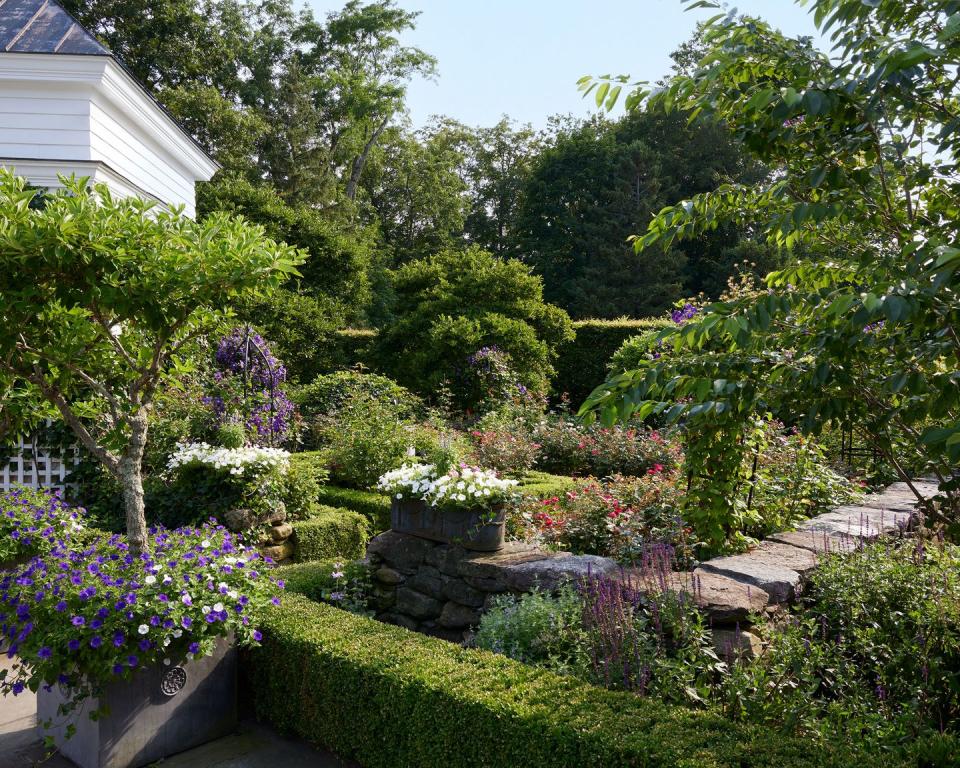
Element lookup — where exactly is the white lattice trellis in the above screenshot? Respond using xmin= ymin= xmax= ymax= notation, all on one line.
xmin=1 ymin=426 xmax=79 ymax=491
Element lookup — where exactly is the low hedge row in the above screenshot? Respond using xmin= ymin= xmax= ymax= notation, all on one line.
xmin=248 ymin=595 xmax=872 ymax=768
xmin=274 ymin=560 xmax=370 ymax=602
xmin=315 ymin=485 xmax=391 ymax=533
xmin=517 ymin=470 xmax=578 ymax=498
xmin=293 ymin=506 xmax=370 ymax=562
xmin=554 ymin=318 xmax=672 ymax=406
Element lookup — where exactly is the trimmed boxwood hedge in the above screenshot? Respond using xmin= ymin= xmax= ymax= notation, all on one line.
xmin=315 ymin=485 xmax=392 ymax=533
xmin=554 ymin=318 xmax=672 ymax=406
xmin=274 ymin=560 xmax=370 ymax=602
xmin=293 ymin=506 xmax=370 ymax=562
xmin=517 ymin=470 xmax=578 ymax=498
xmin=248 ymin=595 xmax=875 ymax=768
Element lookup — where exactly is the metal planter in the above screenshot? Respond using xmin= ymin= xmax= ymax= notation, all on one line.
xmin=390 ymin=498 xmax=505 ymax=551
xmin=36 ymin=638 xmax=236 ymax=768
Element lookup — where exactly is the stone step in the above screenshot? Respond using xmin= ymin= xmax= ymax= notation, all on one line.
xmin=811 ymin=505 xmax=914 ymax=534
xmin=696 ymin=555 xmax=802 ymax=604
xmin=623 ymin=568 xmax=769 ymax=624
xmin=766 ymin=529 xmax=860 ymax=554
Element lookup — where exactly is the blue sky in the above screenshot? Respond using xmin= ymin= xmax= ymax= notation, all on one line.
xmin=304 ymin=1 xmax=824 ymax=129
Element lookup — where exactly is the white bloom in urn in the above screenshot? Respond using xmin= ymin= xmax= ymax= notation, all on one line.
xmin=376 ymin=463 xmax=517 ymax=510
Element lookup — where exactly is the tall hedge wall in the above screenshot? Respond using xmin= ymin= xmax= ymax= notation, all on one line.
xmin=248 ymin=595 xmax=875 ymax=768
xmin=554 ymin=318 xmax=672 ymax=406
xmin=333 ymin=328 xmax=377 ymax=370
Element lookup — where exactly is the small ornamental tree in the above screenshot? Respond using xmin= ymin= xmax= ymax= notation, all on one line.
xmin=0 ymin=172 xmax=302 ymax=552
xmin=579 ymin=0 xmax=960 ymax=544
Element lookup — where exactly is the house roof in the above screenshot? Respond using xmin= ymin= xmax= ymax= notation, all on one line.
xmin=0 ymin=0 xmax=219 ymax=168
xmin=0 ymin=0 xmax=109 ymax=55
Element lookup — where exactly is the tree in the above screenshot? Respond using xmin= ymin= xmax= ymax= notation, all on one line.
xmin=197 ymin=176 xmax=372 ymax=320
xmin=463 ymin=117 xmax=543 ymax=257
xmin=252 ymin=0 xmax=437 ymax=206
xmin=374 ymin=247 xmax=573 ymax=403
xmin=0 ymin=173 xmax=301 ymax=551
xmin=512 ymin=114 xmax=688 ymax=318
xmin=362 ymin=118 xmax=471 ymax=264
xmin=580 ymin=0 xmax=960 ymax=539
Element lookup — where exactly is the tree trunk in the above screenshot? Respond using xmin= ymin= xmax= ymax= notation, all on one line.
xmin=345 ymin=117 xmax=389 ymax=201
xmin=118 ymin=409 xmax=150 ymax=554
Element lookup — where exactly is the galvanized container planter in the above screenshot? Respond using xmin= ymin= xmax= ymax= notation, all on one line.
xmin=36 ymin=638 xmax=236 ymax=768
xmin=390 ymin=498 xmax=505 ymax=551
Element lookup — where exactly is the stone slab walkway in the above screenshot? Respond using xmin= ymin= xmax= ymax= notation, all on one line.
xmin=0 ymin=656 xmax=355 ymax=768
xmin=688 ymin=480 xmax=936 ymax=613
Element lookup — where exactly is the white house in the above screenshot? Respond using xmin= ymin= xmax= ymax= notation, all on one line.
xmin=0 ymin=0 xmax=220 ymax=490
xmin=0 ymin=0 xmax=219 ymax=218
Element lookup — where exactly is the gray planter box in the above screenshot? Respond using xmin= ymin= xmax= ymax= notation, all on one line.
xmin=36 ymin=638 xmax=236 ymax=768
xmin=391 ymin=499 xmax=505 ymax=551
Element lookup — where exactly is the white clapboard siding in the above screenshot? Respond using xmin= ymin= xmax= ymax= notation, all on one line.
xmin=0 ymin=53 xmax=218 ymax=218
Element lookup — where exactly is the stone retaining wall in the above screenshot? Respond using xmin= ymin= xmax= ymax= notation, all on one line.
xmin=366 ymin=480 xmax=935 ymax=647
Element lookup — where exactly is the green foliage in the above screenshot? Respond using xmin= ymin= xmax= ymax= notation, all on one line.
xmin=462 ymin=118 xmax=544 ymax=257
xmin=315 ymin=486 xmax=392 ymax=534
xmin=199 ymin=178 xmax=371 ymax=317
xmin=581 ymin=0 xmax=960 ymax=526
xmin=474 ymin=585 xmax=586 ymax=675
xmin=293 ymin=506 xmax=370 ymax=562
xmin=362 ymin=118 xmax=471 ymax=264
xmin=313 ymin=392 xmax=414 ymax=489
xmin=248 ymin=593 xmax=875 ymax=768
xmin=283 ymin=452 xmax=330 ymax=521
xmin=375 ymin=247 xmax=574 ymax=405
xmin=230 ymin=289 xmax=344 ymax=385
xmin=333 ymin=329 xmax=377 ymax=369
xmin=555 ymin=318 xmax=672 ymax=405
xmin=748 ymin=424 xmax=862 ymax=537
xmin=515 ymin=470 xmax=579 ymax=498
xmin=293 ymin=371 xmax=422 ymax=427
xmin=512 ymin=111 xmax=763 ymax=320
xmin=720 ymin=540 xmax=960 ymax=751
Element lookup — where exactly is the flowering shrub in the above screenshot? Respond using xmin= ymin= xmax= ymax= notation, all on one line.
xmin=160 ymin=443 xmax=294 ymax=528
xmin=0 ymin=522 xmax=280 ymax=721
xmin=0 ymin=487 xmax=84 ymax=564
xmin=510 ymin=471 xmax=693 ymax=565
xmin=532 ymin=417 xmax=682 ymax=478
xmin=377 ymin=463 xmax=518 ymax=511
xmin=475 ymin=570 xmax=720 ymax=706
xmin=166 ymin=443 xmax=290 ymax=476
xmin=469 ymin=429 xmax=540 ymax=478
xmin=453 ymin=346 xmax=534 ymax=414
xmin=203 ymin=326 xmax=297 ymax=446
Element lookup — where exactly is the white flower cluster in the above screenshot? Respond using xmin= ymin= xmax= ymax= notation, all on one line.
xmin=167 ymin=442 xmax=290 ymax=476
xmin=377 ymin=463 xmax=437 ymax=499
xmin=377 ymin=463 xmax=518 ymax=508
